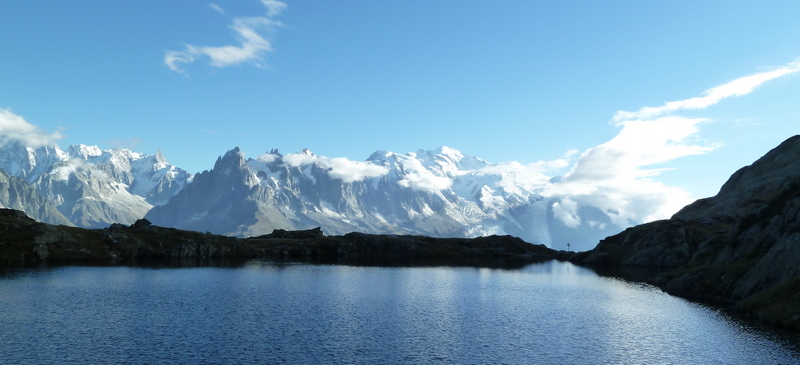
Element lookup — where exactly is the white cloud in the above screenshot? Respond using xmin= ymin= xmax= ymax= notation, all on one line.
xmin=283 ymin=151 xmax=317 ymax=167
xmin=543 ymin=116 xmax=714 ymax=227
xmin=564 ymin=116 xmax=714 ymax=183
xmin=164 ymin=50 xmax=196 ymax=74
xmin=527 ymin=149 xmax=579 ymax=173
xmin=256 ymin=152 xmax=279 ymax=164
xmin=551 ymin=198 xmax=580 ymax=228
xmin=613 ymin=59 xmax=800 ymax=123
xmin=325 ymin=157 xmax=389 ymax=183
xmin=261 ymin=0 xmax=287 ymax=17
xmin=209 ymin=3 xmax=225 ymax=15
xmin=165 ymin=0 xmax=286 ymax=74
xmin=281 ymin=152 xmax=389 ymax=183
xmin=0 ymin=108 xmax=63 ymax=147
xmin=398 ymin=171 xmax=453 ymax=192
xmin=542 ymin=59 xmax=800 ymax=229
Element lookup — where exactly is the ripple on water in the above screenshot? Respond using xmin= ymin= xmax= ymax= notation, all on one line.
xmin=0 ymin=262 xmax=798 ymax=364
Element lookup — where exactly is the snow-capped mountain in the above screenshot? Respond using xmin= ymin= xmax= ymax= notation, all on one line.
xmin=0 ymin=141 xmax=191 ymax=228
xmin=146 ymin=146 xmax=623 ymax=250
xmin=0 ymin=169 xmax=72 ymax=225
xmin=1 ymin=138 xmax=636 ymax=250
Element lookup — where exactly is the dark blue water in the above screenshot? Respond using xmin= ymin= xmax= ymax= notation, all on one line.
xmin=1 ymin=261 xmax=798 ymax=364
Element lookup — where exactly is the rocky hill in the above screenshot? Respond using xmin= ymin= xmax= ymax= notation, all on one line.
xmin=0 ymin=208 xmax=557 ymax=266
xmin=572 ymin=135 xmax=800 ymax=329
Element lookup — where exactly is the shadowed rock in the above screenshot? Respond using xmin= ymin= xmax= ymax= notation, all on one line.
xmin=0 ymin=209 xmax=557 ymax=267
xmin=571 ymin=135 xmax=800 ymax=330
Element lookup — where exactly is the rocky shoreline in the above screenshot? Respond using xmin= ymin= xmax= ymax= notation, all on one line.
xmin=0 ymin=208 xmax=560 ymax=266
xmin=570 ymin=135 xmax=800 ymax=330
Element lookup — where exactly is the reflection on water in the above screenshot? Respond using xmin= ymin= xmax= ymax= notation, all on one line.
xmin=0 ymin=260 xmax=798 ymax=364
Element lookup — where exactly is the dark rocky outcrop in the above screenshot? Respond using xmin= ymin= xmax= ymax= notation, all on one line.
xmin=255 ymin=227 xmax=324 ymax=239
xmin=0 ymin=208 xmax=557 ymax=266
xmin=571 ymin=135 xmax=800 ymax=330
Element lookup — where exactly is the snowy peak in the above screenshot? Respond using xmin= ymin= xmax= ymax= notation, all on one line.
xmin=0 ymin=141 xmax=67 ymax=181
xmin=2 ymin=140 xmax=636 ymax=250
xmin=0 ymin=141 xmax=192 ymax=227
xmin=215 ymin=147 xmax=246 ymax=170
xmin=207 ymin=147 xmax=259 ymax=188
xmin=67 ymin=144 xmax=103 ymax=159
xmin=414 ymin=146 xmax=466 ymax=169
xmin=146 ymin=145 xmax=624 ymax=250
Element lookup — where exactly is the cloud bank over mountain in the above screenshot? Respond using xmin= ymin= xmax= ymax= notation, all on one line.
xmin=0 ymin=109 xmax=63 ymax=148
xmin=538 ymin=58 xmax=800 ymax=228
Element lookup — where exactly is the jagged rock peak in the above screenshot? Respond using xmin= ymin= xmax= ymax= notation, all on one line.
xmin=215 ymin=147 xmax=246 ymax=168
xmin=154 ymin=149 xmax=167 ymax=165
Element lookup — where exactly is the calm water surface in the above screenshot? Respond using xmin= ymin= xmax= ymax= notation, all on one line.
xmin=1 ymin=261 xmax=798 ymax=364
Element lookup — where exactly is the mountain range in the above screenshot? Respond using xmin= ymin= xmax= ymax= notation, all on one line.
xmin=1 ymin=141 xmax=631 ymax=251
xmin=0 ymin=141 xmax=191 ymax=228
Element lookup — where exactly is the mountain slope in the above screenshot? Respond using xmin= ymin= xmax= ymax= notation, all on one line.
xmin=0 ymin=141 xmax=191 ymax=227
xmin=0 ymin=169 xmax=72 ymax=226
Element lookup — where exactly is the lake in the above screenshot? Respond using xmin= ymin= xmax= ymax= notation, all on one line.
xmin=1 ymin=260 xmax=798 ymax=364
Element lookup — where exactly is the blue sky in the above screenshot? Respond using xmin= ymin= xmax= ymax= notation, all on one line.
xmin=2 ymin=0 xmax=799 ymax=207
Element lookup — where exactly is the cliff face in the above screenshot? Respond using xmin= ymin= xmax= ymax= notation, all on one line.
xmin=573 ymin=135 xmax=800 ymax=329
xmin=0 ymin=170 xmax=73 ymax=226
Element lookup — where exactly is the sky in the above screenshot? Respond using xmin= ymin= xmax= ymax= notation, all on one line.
xmin=2 ymin=1 xmax=800 ymax=217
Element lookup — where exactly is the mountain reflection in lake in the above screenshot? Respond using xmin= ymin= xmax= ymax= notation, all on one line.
xmin=1 ymin=261 xmax=798 ymax=364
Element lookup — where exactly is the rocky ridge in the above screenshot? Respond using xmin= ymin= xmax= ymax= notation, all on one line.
xmin=0 ymin=208 xmax=558 ymax=266
xmin=571 ymin=135 xmax=800 ymax=329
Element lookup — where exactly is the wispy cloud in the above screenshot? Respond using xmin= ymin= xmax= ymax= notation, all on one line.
xmin=209 ymin=3 xmax=225 ymax=15
xmin=261 ymin=0 xmax=287 ymax=17
xmin=0 ymin=108 xmax=63 ymax=147
xmin=527 ymin=149 xmax=578 ymax=173
xmin=165 ymin=0 xmax=286 ymax=74
xmin=283 ymin=150 xmax=318 ymax=167
xmin=544 ymin=59 xmax=800 ymax=228
xmin=612 ymin=59 xmax=800 ymax=123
